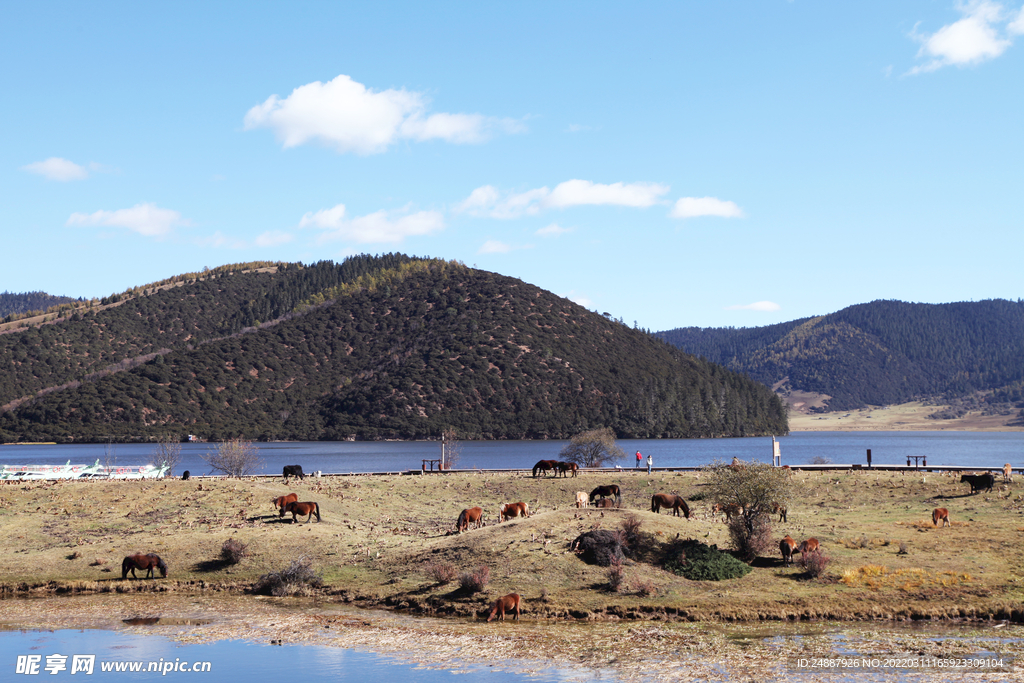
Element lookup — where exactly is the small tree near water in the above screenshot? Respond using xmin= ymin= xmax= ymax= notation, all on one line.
xmin=202 ymin=438 xmax=262 ymax=477
xmin=559 ymin=427 xmax=626 ymax=468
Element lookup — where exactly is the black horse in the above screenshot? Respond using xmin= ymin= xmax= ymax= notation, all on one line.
xmin=961 ymin=472 xmax=994 ymax=494
xmin=589 ymin=484 xmax=621 ymax=505
xmin=283 ymin=465 xmax=305 ymax=482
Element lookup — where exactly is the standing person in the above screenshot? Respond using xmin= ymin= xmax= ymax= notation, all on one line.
xmin=646 ymin=454 xmax=653 ymax=474
xmin=636 ymin=451 xmax=642 ymax=469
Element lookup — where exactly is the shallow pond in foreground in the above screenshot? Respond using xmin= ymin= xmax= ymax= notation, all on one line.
xmin=1 ymin=594 xmax=1020 ymax=682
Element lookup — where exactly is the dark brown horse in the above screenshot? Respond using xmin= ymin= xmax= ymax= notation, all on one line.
xmin=589 ymin=485 xmax=621 ymax=505
xmin=772 ymin=503 xmax=788 ymax=523
xmin=650 ymin=493 xmax=690 ymax=518
xmin=456 ymin=506 xmax=484 ymax=532
xmin=932 ymin=508 xmax=950 ymax=527
xmin=532 ymin=460 xmax=558 ymax=477
xmin=555 ymin=461 xmax=579 ymax=478
xmin=283 ymin=501 xmax=321 ymax=523
xmin=487 ymin=593 xmax=521 ymax=622
xmin=273 ymin=493 xmax=299 ymax=516
xmin=499 ymin=502 xmax=529 ymax=522
xmin=780 ymin=535 xmax=797 ymax=565
xmin=594 ymin=498 xmax=617 ymax=508
xmin=122 ymin=553 xmax=167 ymax=579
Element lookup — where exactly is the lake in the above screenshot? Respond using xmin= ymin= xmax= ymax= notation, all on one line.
xmin=2 ymin=432 xmax=1022 ymax=475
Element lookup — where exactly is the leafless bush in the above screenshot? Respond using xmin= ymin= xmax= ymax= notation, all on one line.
xmin=202 ymin=438 xmax=263 ymax=478
xmin=425 ymin=560 xmax=458 ymax=585
xmin=620 ymin=514 xmax=642 ymax=544
xmin=632 ymin=578 xmax=657 ymax=597
xmin=898 ymin=540 xmax=909 ymax=555
xmin=727 ymin=513 xmax=774 ymax=561
xmin=606 ymin=558 xmax=625 ymax=592
xmin=800 ymin=549 xmax=831 ymax=578
xmin=151 ymin=437 xmax=183 ymax=477
xmin=220 ymin=538 xmax=250 ymax=565
xmin=458 ymin=565 xmax=490 ymax=593
xmin=254 ymin=557 xmax=323 ymax=596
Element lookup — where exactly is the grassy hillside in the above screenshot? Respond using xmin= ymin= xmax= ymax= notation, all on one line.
xmin=2 ymin=468 xmax=1022 ymax=623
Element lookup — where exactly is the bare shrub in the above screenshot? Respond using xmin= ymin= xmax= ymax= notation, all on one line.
xmin=800 ymin=549 xmax=831 ymax=578
xmin=898 ymin=540 xmax=909 ymax=555
xmin=425 ymin=560 xmax=458 ymax=585
xmin=620 ymin=514 xmax=642 ymax=544
xmin=202 ymin=438 xmax=263 ymax=478
xmin=809 ymin=456 xmax=831 ymax=465
xmin=254 ymin=557 xmax=323 ymax=596
xmin=606 ymin=558 xmax=625 ymax=593
xmin=727 ymin=513 xmax=774 ymax=562
xmin=632 ymin=578 xmax=657 ymax=597
xmin=151 ymin=437 xmax=183 ymax=477
xmin=220 ymin=538 xmax=250 ymax=565
xmin=458 ymin=565 xmax=490 ymax=593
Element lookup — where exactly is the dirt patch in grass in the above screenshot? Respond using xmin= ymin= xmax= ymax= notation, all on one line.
xmin=1 ymin=469 xmax=1023 ymax=622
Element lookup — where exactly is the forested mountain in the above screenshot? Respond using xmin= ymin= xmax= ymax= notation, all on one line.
xmin=0 ymin=256 xmax=787 ymax=442
xmin=0 ymin=291 xmax=81 ymax=319
xmin=657 ymin=299 xmax=1024 ymax=412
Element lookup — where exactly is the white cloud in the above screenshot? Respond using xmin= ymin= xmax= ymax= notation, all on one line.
xmin=22 ymin=157 xmax=88 ymax=181
xmin=255 ymin=230 xmax=294 ymax=247
xmin=244 ymin=74 xmax=519 ymax=154
xmin=536 ymin=223 xmax=573 ymax=237
xmin=545 ymin=180 xmax=670 ymax=208
xmin=725 ymin=301 xmax=781 ymax=312
xmin=478 ymin=240 xmax=512 ymax=254
xmin=909 ymin=1 xmax=1022 ymax=74
xmin=67 ymin=203 xmax=188 ymax=237
xmin=456 ymin=180 xmax=669 ymax=219
xmin=670 ymin=196 xmax=745 ymax=220
xmin=563 ymin=291 xmax=592 ymax=308
xmin=302 ymin=203 xmax=444 ymax=244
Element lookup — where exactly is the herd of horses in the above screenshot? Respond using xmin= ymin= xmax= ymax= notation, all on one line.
xmin=532 ymin=460 xmax=579 ymax=477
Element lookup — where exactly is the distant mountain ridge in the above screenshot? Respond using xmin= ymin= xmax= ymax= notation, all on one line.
xmin=657 ymin=299 xmax=1024 ymax=412
xmin=0 ymin=291 xmax=81 ymax=319
xmin=0 ymin=256 xmax=787 ymax=442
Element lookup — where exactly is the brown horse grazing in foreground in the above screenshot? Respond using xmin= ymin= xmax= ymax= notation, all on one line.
xmin=122 ymin=553 xmax=168 ymax=579
xmin=589 ymin=485 xmax=621 ymax=505
xmin=487 ymin=593 xmax=521 ymax=622
xmin=555 ymin=461 xmax=579 ymax=478
xmin=500 ymin=501 xmax=530 ymax=522
xmin=932 ymin=507 xmax=951 ymax=527
xmin=797 ymin=538 xmax=820 ymax=555
xmin=532 ymin=460 xmax=558 ymax=477
xmin=457 ymin=506 xmax=484 ymax=532
xmin=651 ymin=493 xmax=690 ymax=518
xmin=273 ymin=493 xmax=299 ymax=516
xmin=780 ymin=536 xmax=798 ymax=565
xmin=283 ymin=501 xmax=321 ymax=523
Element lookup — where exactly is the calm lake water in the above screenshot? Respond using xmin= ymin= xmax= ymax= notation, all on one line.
xmin=2 ymin=432 xmax=1022 ymax=475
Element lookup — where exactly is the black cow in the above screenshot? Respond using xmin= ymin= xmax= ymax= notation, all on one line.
xmin=283 ymin=465 xmax=305 ymax=482
xmin=961 ymin=472 xmax=994 ymax=494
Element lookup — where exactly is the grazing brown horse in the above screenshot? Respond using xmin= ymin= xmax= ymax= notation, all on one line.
xmin=555 ymin=461 xmax=579 ymax=478
xmin=532 ymin=460 xmax=558 ymax=477
xmin=772 ymin=503 xmax=788 ymax=523
xmin=932 ymin=507 xmax=951 ymax=527
xmin=589 ymin=485 xmax=621 ymax=505
xmin=1004 ymin=464 xmax=1013 ymax=483
xmin=456 ymin=506 xmax=484 ymax=532
xmin=122 ymin=553 xmax=167 ymax=579
xmin=486 ymin=593 xmax=521 ymax=622
xmin=713 ymin=503 xmax=744 ymax=521
xmin=575 ymin=491 xmax=588 ymax=508
xmin=797 ymin=538 xmax=820 ymax=555
xmin=500 ymin=501 xmax=530 ymax=521
xmin=273 ymin=493 xmax=299 ymax=516
xmin=780 ymin=536 xmax=798 ymax=565
xmin=650 ymin=493 xmax=690 ymax=518
xmin=283 ymin=501 xmax=321 ymax=523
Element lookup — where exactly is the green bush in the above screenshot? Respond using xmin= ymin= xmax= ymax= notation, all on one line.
xmin=664 ymin=540 xmax=751 ymax=581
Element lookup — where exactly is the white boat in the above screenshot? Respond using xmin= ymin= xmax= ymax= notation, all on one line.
xmin=0 ymin=459 xmax=168 ymax=481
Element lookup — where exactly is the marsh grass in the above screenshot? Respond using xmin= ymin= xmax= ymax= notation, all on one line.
xmin=840 ymin=565 xmax=974 ymax=591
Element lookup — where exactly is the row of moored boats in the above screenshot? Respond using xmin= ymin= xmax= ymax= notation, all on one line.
xmin=0 ymin=459 xmax=169 ymax=481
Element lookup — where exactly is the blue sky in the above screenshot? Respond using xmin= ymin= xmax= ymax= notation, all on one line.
xmin=4 ymin=1 xmax=1022 ymax=330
